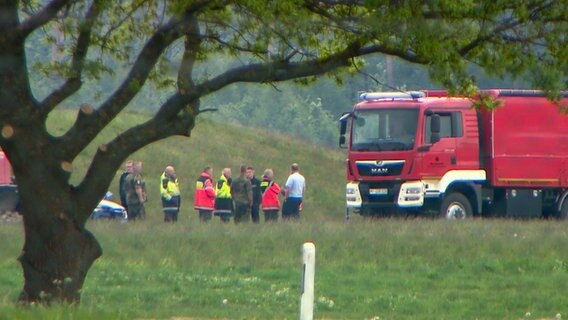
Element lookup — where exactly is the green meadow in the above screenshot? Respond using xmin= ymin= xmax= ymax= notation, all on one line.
xmin=1 ymin=111 xmax=568 ymax=319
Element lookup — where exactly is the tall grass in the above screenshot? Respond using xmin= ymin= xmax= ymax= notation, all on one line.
xmin=1 ymin=111 xmax=567 ymax=319
xmin=2 ymin=219 xmax=568 ymax=319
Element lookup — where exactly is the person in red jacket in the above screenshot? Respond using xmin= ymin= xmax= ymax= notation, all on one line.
xmin=194 ymin=166 xmax=216 ymax=222
xmin=259 ymin=168 xmax=281 ymax=222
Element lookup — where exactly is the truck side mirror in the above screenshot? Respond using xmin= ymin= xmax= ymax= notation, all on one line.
xmin=339 ymin=135 xmax=346 ymax=148
xmin=338 ymin=112 xmax=351 ymax=149
xmin=431 ymin=114 xmax=441 ymax=144
xmin=338 ymin=112 xmax=351 ymax=135
xmin=339 ymin=120 xmax=347 ymax=135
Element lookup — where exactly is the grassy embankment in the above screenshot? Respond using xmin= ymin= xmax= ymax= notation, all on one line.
xmin=1 ymin=110 xmax=568 ymax=319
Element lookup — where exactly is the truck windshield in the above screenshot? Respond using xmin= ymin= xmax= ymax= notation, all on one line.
xmin=351 ymin=108 xmax=418 ymax=151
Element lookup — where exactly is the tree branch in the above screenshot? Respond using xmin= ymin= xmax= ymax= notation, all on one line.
xmin=57 ymin=19 xmax=185 ymax=160
xmin=73 ymin=95 xmax=193 ymax=222
xmin=458 ymin=23 xmax=519 ymax=57
xmin=98 ymin=0 xmax=148 ymax=48
xmin=157 ymin=42 xmax=422 ymax=120
xmin=38 ymin=0 xmax=103 ymax=117
xmin=16 ymin=0 xmax=73 ymax=38
xmin=58 ymin=1 xmax=215 ymax=160
xmin=178 ymin=14 xmax=200 ymax=94
xmin=457 ymin=0 xmax=562 ymax=58
xmin=202 ymin=33 xmax=268 ymax=55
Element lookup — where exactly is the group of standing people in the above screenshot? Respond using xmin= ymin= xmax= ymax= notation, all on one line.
xmin=119 ymin=160 xmax=180 ymax=222
xmin=193 ymin=163 xmax=306 ymax=223
xmin=117 ymin=159 xmax=305 ymax=223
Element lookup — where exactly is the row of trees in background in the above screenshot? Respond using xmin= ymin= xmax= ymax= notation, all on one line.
xmin=35 ymin=51 xmax=530 ymax=147
xmin=204 ymin=55 xmax=531 ymax=146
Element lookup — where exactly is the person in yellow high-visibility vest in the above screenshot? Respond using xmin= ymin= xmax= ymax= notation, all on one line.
xmin=160 ymin=166 xmax=181 ymax=222
xmin=214 ymin=168 xmax=233 ymax=222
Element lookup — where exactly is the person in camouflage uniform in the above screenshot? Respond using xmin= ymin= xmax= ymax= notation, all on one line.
xmin=119 ymin=160 xmax=133 ymax=212
xmin=124 ymin=161 xmax=147 ymax=220
xmin=230 ymin=165 xmax=252 ymax=224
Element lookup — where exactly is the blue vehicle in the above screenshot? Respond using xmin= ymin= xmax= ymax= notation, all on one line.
xmin=90 ymin=199 xmax=128 ymax=220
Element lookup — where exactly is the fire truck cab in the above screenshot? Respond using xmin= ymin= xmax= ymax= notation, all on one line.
xmin=338 ymin=90 xmax=568 ymax=219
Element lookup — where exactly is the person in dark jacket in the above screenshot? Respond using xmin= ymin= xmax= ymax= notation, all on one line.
xmin=119 ymin=160 xmax=133 ymax=212
xmin=246 ymin=166 xmax=262 ymax=223
xmin=231 ymin=165 xmax=252 ymax=224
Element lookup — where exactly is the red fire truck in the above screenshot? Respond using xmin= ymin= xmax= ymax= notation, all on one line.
xmin=338 ymin=89 xmax=568 ymax=219
xmin=0 ymin=150 xmax=18 ymax=213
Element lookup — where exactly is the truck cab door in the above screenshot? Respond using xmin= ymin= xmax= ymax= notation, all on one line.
xmin=419 ymin=112 xmax=461 ymax=177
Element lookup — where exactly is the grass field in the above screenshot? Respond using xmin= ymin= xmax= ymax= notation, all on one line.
xmin=2 ymin=218 xmax=568 ymax=319
xmin=1 ymin=111 xmax=568 ymax=319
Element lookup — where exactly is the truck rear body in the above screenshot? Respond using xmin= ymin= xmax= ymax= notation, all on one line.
xmin=479 ymin=93 xmax=568 ymax=188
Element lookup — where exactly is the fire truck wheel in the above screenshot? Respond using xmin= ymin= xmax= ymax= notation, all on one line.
xmin=560 ymin=198 xmax=568 ymax=220
xmin=440 ymin=193 xmax=472 ymax=220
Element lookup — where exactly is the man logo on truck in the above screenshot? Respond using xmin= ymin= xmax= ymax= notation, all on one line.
xmin=371 ymin=167 xmax=388 ymax=175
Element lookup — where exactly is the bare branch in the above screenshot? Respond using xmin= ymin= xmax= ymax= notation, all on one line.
xmin=304 ymin=0 xmax=364 ymax=34
xmin=201 ymin=6 xmax=315 ymax=61
xmin=198 ymin=108 xmax=217 ymax=114
xmin=353 ymin=61 xmax=395 ymax=91
xmin=156 ymin=42 xmax=420 ymax=120
xmin=57 ymin=19 xmax=186 ymax=159
xmin=38 ymin=0 xmax=103 ymax=116
xmin=17 ymin=0 xmax=74 ymax=38
xmin=178 ymin=14 xmax=200 ymax=94
xmin=57 ymin=1 xmax=216 ymax=160
xmin=202 ymin=33 xmax=267 ymax=55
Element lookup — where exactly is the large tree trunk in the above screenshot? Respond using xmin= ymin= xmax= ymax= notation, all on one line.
xmin=14 ymin=161 xmax=103 ymax=304
xmin=18 ymin=217 xmax=102 ymax=303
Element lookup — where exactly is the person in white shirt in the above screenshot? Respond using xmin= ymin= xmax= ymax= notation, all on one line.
xmin=281 ymin=163 xmax=306 ymax=220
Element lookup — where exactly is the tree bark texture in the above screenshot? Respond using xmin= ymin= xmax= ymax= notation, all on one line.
xmin=18 ymin=220 xmax=102 ymax=303
xmin=13 ymin=159 xmax=103 ymax=304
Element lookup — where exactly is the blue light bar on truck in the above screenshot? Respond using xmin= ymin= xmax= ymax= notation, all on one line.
xmin=359 ymin=91 xmax=425 ymax=101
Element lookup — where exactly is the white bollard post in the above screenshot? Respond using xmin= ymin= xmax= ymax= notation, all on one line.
xmin=300 ymin=242 xmax=316 ymax=320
